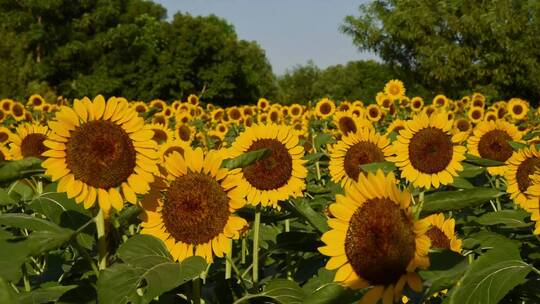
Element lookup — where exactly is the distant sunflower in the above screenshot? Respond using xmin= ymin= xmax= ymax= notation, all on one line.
xmin=386 ymin=119 xmax=406 ymax=136
xmin=484 ymin=111 xmax=497 ymax=122
xmin=0 ymin=99 xmax=13 ymax=113
xmin=468 ymin=107 xmax=484 ymax=123
xmin=433 ymin=94 xmax=448 ymax=108
xmin=508 ymin=98 xmax=529 ymax=120
xmin=423 ymin=105 xmax=437 ymax=117
xmin=504 ymin=146 xmax=540 ymax=206
xmin=338 ymin=101 xmax=352 ymax=112
xmin=28 ymin=94 xmax=45 ymax=110
xmin=152 ymin=114 xmax=168 ymax=126
xmin=257 ymin=98 xmax=270 ymax=111
xmin=140 ymin=148 xmax=247 ymax=262
xmin=389 ymin=112 xmax=467 ymax=189
xmin=162 ymin=106 xmax=174 ymax=118
xmin=227 ymin=107 xmax=243 ymax=123
xmin=150 ymin=99 xmax=166 ymax=112
xmin=42 ymin=96 xmax=159 ymax=212
xmin=453 ymin=118 xmax=472 ymax=135
xmin=228 ymin=124 xmax=307 ymax=208
xmin=187 ymin=94 xmax=199 ymax=106
xmin=0 ymin=146 xmax=11 ymax=161
xmin=158 ymin=139 xmax=189 ymax=163
xmin=329 ymin=128 xmax=391 ymax=190
xmin=319 ymin=171 xmax=431 ymax=304
xmin=424 ymin=213 xmax=462 ymax=252
xmin=366 ymin=104 xmax=382 ymax=122
xmin=289 ymin=104 xmax=303 ymax=118
xmin=332 ymin=111 xmax=368 ymax=135
xmin=11 ymin=102 xmax=26 ymax=121
xmin=146 ymin=123 xmax=174 ymax=145
xmin=316 ymin=98 xmax=336 ymax=119
xmin=268 ymin=108 xmax=281 ymax=124
xmin=10 ymin=123 xmax=49 ymax=160
xmin=176 ymin=124 xmax=195 ymax=144
xmin=410 ymin=97 xmax=424 ymax=112
xmin=215 ymin=123 xmax=229 ymax=138
xmin=132 ymin=101 xmax=148 ymax=114
xmin=471 ymin=94 xmax=485 ymax=108
xmin=384 ymin=80 xmax=406 ymax=100
xmin=467 ymin=120 xmax=521 ymax=175
xmin=211 ymin=109 xmax=225 ymax=122
xmin=0 ymin=127 xmax=13 ymax=145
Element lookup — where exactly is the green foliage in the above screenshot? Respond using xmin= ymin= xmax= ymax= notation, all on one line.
xmin=342 ymin=0 xmax=540 ymax=104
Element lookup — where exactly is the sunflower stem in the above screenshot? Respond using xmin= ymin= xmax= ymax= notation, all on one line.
xmin=95 ymin=208 xmax=107 ymax=270
xmin=192 ymin=278 xmax=202 ymax=304
xmin=284 ymin=219 xmax=292 ymax=280
xmin=241 ymin=237 xmax=247 ymax=264
xmin=252 ymin=206 xmax=261 ymax=285
xmin=225 ymin=239 xmax=232 ymax=280
xmin=495 ymin=179 xmax=502 ymax=211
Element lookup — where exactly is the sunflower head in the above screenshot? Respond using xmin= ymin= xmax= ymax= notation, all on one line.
xmin=319 ymin=171 xmax=430 ymax=303
xmin=433 ymin=94 xmax=448 ymax=108
xmin=410 ymin=97 xmax=424 ymax=112
xmin=424 ymin=213 xmax=462 ymax=252
xmin=366 ymin=104 xmax=382 ymax=122
xmin=11 ymin=102 xmax=26 ymax=121
xmin=384 ymin=79 xmax=406 ymax=100
xmin=468 ymin=107 xmax=484 ymax=123
xmin=257 ymin=98 xmax=270 ymax=111
xmin=187 ymin=94 xmax=199 ymax=106
xmin=140 ymin=147 xmax=246 ymax=262
xmin=42 ymin=95 xmax=159 ymax=212
xmin=10 ymin=123 xmax=49 ymax=160
xmin=508 ymin=98 xmax=529 ymax=120
xmin=505 ymin=146 xmax=540 ymax=206
xmin=316 ymin=98 xmax=336 ymax=119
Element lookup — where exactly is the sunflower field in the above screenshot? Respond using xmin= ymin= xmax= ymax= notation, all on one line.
xmin=0 ymin=80 xmax=539 ymax=304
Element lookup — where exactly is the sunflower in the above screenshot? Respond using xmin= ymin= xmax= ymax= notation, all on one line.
xmin=227 ymin=107 xmax=243 ymax=123
xmin=140 ymin=147 xmax=247 ymax=262
xmin=211 ymin=109 xmax=225 ymax=122
xmin=366 ymin=104 xmax=382 ymax=122
xmin=228 ymin=124 xmax=307 ymax=208
xmin=433 ymin=94 xmax=448 ymax=108
xmin=384 ymin=80 xmax=406 ymax=100
xmin=11 ymin=102 xmax=26 ymax=121
xmin=152 ymin=114 xmax=168 ymax=126
xmin=386 ymin=119 xmax=406 ymax=137
xmin=453 ymin=118 xmax=472 ymax=135
xmin=145 ymin=123 xmax=174 ymax=145
xmin=467 ymin=120 xmax=521 ymax=175
xmin=268 ymin=108 xmax=281 ymax=124
xmin=329 ymin=128 xmax=392 ymax=190
xmin=0 ymin=145 xmax=11 ymax=161
xmin=315 ymin=98 xmax=336 ymax=119
xmin=338 ymin=101 xmax=352 ymax=112
xmin=423 ymin=105 xmax=437 ymax=117
xmin=484 ymin=111 xmax=497 ymax=122
xmin=150 ymin=99 xmax=166 ymax=112
xmin=28 ymin=94 xmax=45 ymax=110
xmin=10 ymin=123 xmax=50 ymax=160
xmin=162 ymin=106 xmax=174 ymax=118
xmin=508 ymin=98 xmax=529 ymax=120
xmin=289 ymin=104 xmax=303 ymax=118
xmin=176 ymin=123 xmax=195 ymax=144
xmin=0 ymin=99 xmax=13 ymax=113
xmin=333 ymin=111 xmax=369 ymax=136
xmin=504 ymin=146 xmax=540 ymax=206
xmin=471 ymin=94 xmax=485 ymax=108
xmin=41 ymin=95 xmax=159 ymax=212
xmin=0 ymin=127 xmax=13 ymax=146
xmin=410 ymin=97 xmax=424 ymax=112
xmin=0 ymin=109 xmax=6 ymax=123
xmin=187 ymin=94 xmax=199 ymax=106
xmin=468 ymin=107 xmax=484 ymax=124
xmin=215 ymin=122 xmax=229 ymax=138
xmin=319 ymin=171 xmax=431 ymax=304
xmin=132 ymin=101 xmax=148 ymax=114
xmin=389 ymin=112 xmax=467 ymax=189
xmin=423 ymin=213 xmax=462 ymax=252
xmin=158 ymin=139 xmax=190 ymax=163
xmin=257 ymin=98 xmax=270 ymax=111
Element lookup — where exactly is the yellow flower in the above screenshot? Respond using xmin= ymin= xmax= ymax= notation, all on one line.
xmin=366 ymin=104 xmax=382 ymax=122
xmin=410 ymin=97 xmax=424 ymax=112
xmin=228 ymin=124 xmax=307 ymax=208
xmin=10 ymin=123 xmax=49 ymax=160
xmin=145 ymin=123 xmax=174 ymax=145
xmin=423 ymin=213 xmax=462 ymax=252
xmin=140 ymin=147 xmax=247 ymax=263
xmin=389 ymin=112 xmax=467 ymax=189
xmin=319 ymin=171 xmax=431 ymax=304
xmin=315 ymin=98 xmax=336 ymax=119
xmin=332 ymin=111 xmax=370 ymax=136
xmin=41 ymin=95 xmax=159 ymax=212
xmin=507 ymin=98 xmax=529 ymax=120
xmin=257 ymin=98 xmax=270 ymax=111
xmin=383 ymin=79 xmax=406 ymax=100
xmin=504 ymin=146 xmax=540 ymax=206
xmin=467 ymin=107 xmax=484 ymax=124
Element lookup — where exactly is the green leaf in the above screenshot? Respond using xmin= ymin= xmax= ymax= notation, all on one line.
xmin=359 ymin=161 xmax=397 ymax=173
xmin=448 ymin=241 xmax=532 ymax=304
xmin=459 ymin=163 xmax=485 ymax=178
xmin=303 ymin=152 xmax=325 ymax=164
xmin=98 ymin=235 xmax=207 ymax=304
xmin=221 ymin=148 xmax=270 ymax=169
xmin=314 ymin=133 xmax=332 ymax=150
xmin=288 ymin=198 xmax=329 ymax=233
xmin=0 ymin=213 xmax=67 ymax=234
xmin=508 ymin=141 xmax=528 ymax=151
xmin=237 ymin=279 xmax=306 ymax=304
xmin=0 ymin=188 xmax=16 ymax=206
xmin=303 ymin=283 xmax=353 ymax=304
xmin=523 ymin=131 xmax=540 ymax=141
xmin=451 ymin=177 xmax=474 ymax=189
xmin=464 ymin=154 xmax=504 ymax=167
xmin=0 ymin=157 xmax=43 ymax=183
xmin=18 ymin=284 xmax=78 ymax=304
xmin=421 ymin=188 xmax=503 ymax=214
xmin=420 ymin=250 xmax=468 ymax=297
xmin=0 ymin=237 xmax=28 ymax=282
xmin=475 ymin=210 xmax=530 ymax=228
xmin=0 ymin=278 xmax=17 ymax=303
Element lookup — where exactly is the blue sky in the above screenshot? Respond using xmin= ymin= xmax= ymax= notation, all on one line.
xmin=154 ymin=0 xmax=377 ymax=75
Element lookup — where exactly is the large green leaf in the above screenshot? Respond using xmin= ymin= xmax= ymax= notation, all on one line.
xmin=97 ymin=235 xmax=207 ymax=304
xmin=359 ymin=161 xmax=396 ymax=173
xmin=420 ymin=250 xmax=468 ymax=298
xmin=475 ymin=210 xmax=530 ymax=228
xmin=236 ymin=279 xmax=306 ymax=304
xmin=0 ymin=277 xmax=17 ymax=303
xmin=314 ymin=133 xmax=332 ymax=150
xmin=448 ymin=240 xmax=532 ymax=304
xmin=0 ymin=157 xmax=43 ymax=183
xmin=222 ymin=148 xmax=270 ymax=169
xmin=451 ymin=177 xmax=474 ymax=189
xmin=0 ymin=213 xmax=68 ymax=234
xmin=0 ymin=188 xmax=16 ymax=206
xmin=18 ymin=284 xmax=78 ymax=304
xmin=421 ymin=188 xmax=503 ymax=214
xmin=464 ymin=154 xmax=504 ymax=167
xmin=459 ymin=163 xmax=485 ymax=178
xmin=288 ymin=198 xmax=329 ymax=233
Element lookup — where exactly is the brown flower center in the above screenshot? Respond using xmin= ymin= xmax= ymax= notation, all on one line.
xmin=0 ymin=132 xmax=9 ymax=143
xmin=412 ymin=100 xmax=421 ymax=108
xmin=320 ymin=102 xmax=332 ymax=115
xmin=152 ymin=128 xmax=168 ymax=144
xmin=163 ymin=146 xmax=184 ymax=158
xmin=177 ymin=125 xmax=191 ymax=142
xmin=162 ymin=173 xmax=229 ymax=244
xmin=368 ymin=108 xmax=379 ymax=118
xmin=513 ymin=105 xmax=523 ymax=115
xmin=344 ymin=141 xmax=385 ymax=180
xmin=135 ymin=105 xmax=146 ymax=113
xmin=153 ymin=115 xmax=166 ymax=125
xmin=229 ymin=109 xmax=241 ymax=120
xmin=409 ymin=127 xmax=453 ymax=174
xmin=477 ymin=130 xmax=513 ymax=162
xmin=269 ymin=111 xmax=279 ymax=122
xmin=338 ymin=116 xmax=357 ymax=135
xmin=12 ymin=104 xmax=23 ymax=117
xmin=243 ymin=138 xmax=293 ymax=190
xmin=426 ymin=227 xmax=450 ymax=249
xmin=21 ymin=133 xmax=47 ymax=159
xmin=456 ymin=119 xmax=470 ymax=132
xmin=471 ymin=110 xmax=482 ymax=120
xmin=2 ymin=102 xmax=11 ymax=111
xmin=291 ymin=107 xmax=301 ymax=116
xmin=516 ymin=157 xmax=540 ymax=192
xmin=345 ymin=198 xmax=416 ymax=285
xmin=66 ymin=120 xmax=136 ymax=189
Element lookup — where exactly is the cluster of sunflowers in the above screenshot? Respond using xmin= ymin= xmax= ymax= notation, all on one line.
xmin=1 ymin=79 xmax=540 ymax=304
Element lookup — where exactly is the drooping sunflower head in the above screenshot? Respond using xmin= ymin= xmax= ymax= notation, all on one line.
xmin=366 ymin=104 xmax=382 ymax=122
xmin=228 ymin=124 xmax=307 ymax=208
xmin=423 ymin=213 xmax=462 ymax=252
xmin=140 ymin=147 xmax=247 ymax=263
xmin=10 ymin=123 xmax=49 ymax=160
xmin=145 ymin=123 xmax=174 ymax=145
xmin=505 ymin=146 xmax=540 ymax=206
xmin=508 ymin=98 xmax=529 ymax=120
xmin=467 ymin=120 xmax=521 ymax=175
xmin=390 ymin=112 xmax=467 ymax=189
xmin=42 ymin=95 xmax=159 ymax=213
xmin=319 ymin=171 xmax=431 ymax=303
xmin=384 ymin=79 xmax=406 ymax=100
xmin=329 ymin=128 xmax=392 ymax=190
xmin=410 ymin=97 xmax=424 ymax=112
xmin=316 ymin=98 xmax=336 ymax=119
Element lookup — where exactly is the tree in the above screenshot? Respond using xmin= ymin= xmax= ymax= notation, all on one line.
xmin=342 ymin=0 xmax=540 ymax=104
